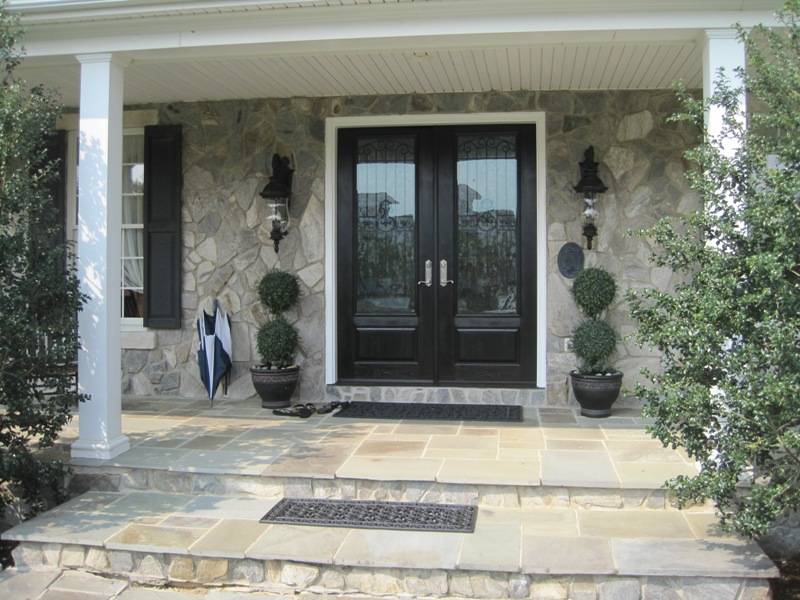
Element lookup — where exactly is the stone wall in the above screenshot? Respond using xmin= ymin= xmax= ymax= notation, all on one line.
xmin=121 ymin=90 xmax=698 ymax=405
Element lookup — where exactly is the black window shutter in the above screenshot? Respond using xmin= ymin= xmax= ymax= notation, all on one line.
xmin=143 ymin=124 xmax=183 ymax=329
xmin=45 ymin=130 xmax=68 ymax=250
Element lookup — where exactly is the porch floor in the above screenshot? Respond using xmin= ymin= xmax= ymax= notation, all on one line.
xmin=58 ymin=397 xmax=698 ymax=489
xmin=3 ymin=396 xmax=779 ymax=595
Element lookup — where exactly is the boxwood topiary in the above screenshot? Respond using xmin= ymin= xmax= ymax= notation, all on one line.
xmin=571 ymin=266 xmax=619 ymax=375
xmin=256 ymin=315 xmax=299 ymax=369
xmin=256 ymin=269 xmax=300 ymax=368
xmin=571 ymin=267 xmax=616 ymax=318
xmin=258 ymin=270 xmax=300 ymax=314
xmin=571 ymin=319 xmax=616 ymax=374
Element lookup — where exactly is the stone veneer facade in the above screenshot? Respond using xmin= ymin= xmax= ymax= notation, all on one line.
xmin=121 ymin=89 xmax=698 ymax=406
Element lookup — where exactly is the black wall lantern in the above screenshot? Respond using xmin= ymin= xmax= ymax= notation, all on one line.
xmin=573 ymin=146 xmax=607 ymax=250
xmin=260 ymin=154 xmax=294 ymax=253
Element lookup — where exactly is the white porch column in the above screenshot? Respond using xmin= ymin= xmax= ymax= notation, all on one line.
xmin=703 ymin=29 xmax=747 ymax=150
xmin=71 ymin=53 xmax=130 ymax=460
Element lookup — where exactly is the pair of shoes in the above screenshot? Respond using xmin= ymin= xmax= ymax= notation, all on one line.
xmin=272 ymin=403 xmax=316 ymax=418
xmin=315 ymin=401 xmax=342 ymax=415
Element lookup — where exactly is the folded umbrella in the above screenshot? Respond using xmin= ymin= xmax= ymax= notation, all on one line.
xmin=196 ymin=302 xmax=233 ymax=405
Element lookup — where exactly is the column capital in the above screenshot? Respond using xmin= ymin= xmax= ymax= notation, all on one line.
xmin=704 ymin=28 xmax=741 ymax=41
xmin=76 ymin=53 xmax=130 ymax=68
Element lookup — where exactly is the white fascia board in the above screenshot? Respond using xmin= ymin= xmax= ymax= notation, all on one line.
xmin=7 ymin=0 xmax=783 ymax=22
xmin=8 ymin=0 xmax=318 ymax=16
xmin=18 ymin=2 xmax=779 ymax=58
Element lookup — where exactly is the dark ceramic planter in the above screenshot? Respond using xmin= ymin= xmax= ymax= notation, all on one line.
xmin=570 ymin=371 xmax=623 ymax=418
xmin=251 ymin=365 xmax=299 ymax=409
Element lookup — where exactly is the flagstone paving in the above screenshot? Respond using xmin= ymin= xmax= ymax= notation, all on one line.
xmin=55 ymin=397 xmax=700 ymax=490
xmin=2 ymin=398 xmax=778 ymax=598
xmin=2 ymin=490 xmax=778 ymax=579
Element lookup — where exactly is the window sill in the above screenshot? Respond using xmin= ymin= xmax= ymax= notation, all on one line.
xmin=121 ymin=329 xmax=157 ymax=350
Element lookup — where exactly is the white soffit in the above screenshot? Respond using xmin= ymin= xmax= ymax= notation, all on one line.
xmin=17 ymin=40 xmax=703 ymax=105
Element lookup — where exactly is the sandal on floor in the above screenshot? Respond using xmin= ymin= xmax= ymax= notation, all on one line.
xmin=273 ymin=404 xmax=316 ymax=418
xmin=315 ymin=401 xmax=342 ymax=415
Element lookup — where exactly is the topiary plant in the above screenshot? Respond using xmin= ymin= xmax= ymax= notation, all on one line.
xmin=258 ymin=269 xmax=300 ymax=314
xmin=570 ymin=267 xmax=618 ymax=375
xmin=571 ymin=267 xmax=616 ymax=319
xmin=256 ymin=315 xmax=298 ymax=368
xmin=256 ymin=270 xmax=300 ymax=368
xmin=572 ymin=319 xmax=616 ymax=374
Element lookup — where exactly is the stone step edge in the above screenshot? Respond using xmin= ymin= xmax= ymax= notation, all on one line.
xmin=10 ymin=542 xmax=775 ymax=600
xmin=327 ymin=386 xmax=644 ymax=410
xmin=71 ymin=465 xmax=702 ymax=511
xmin=327 ymin=385 xmax=548 ymax=407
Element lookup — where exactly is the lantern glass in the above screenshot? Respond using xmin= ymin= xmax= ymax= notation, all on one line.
xmin=268 ymin=199 xmax=290 ymax=233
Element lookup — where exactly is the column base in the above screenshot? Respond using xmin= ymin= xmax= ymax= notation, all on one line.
xmin=71 ymin=434 xmax=130 ymax=460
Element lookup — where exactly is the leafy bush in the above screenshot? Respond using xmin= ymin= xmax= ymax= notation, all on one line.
xmin=258 ymin=270 xmax=300 ymax=314
xmin=571 ymin=319 xmax=616 ymax=374
xmin=626 ymin=1 xmax=800 ymax=538
xmin=256 ymin=269 xmax=300 ymax=368
xmin=256 ymin=316 xmax=298 ymax=368
xmin=0 ymin=4 xmax=86 ymax=526
xmin=571 ymin=267 xmax=616 ymax=318
xmin=570 ymin=267 xmax=618 ymax=375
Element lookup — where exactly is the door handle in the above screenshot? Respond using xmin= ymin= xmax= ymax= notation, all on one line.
xmin=418 ymin=259 xmax=433 ymax=287
xmin=440 ymin=259 xmax=454 ymax=287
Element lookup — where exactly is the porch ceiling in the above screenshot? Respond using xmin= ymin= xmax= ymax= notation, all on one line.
xmin=18 ymin=38 xmax=702 ymax=106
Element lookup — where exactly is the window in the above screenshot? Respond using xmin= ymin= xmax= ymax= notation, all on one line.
xmin=65 ymin=126 xmax=148 ymax=327
xmin=62 ymin=110 xmax=164 ymax=331
xmin=121 ymin=131 xmax=145 ymax=322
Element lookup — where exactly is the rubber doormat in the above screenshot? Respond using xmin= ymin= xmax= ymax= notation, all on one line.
xmin=260 ymin=498 xmax=477 ymax=533
xmin=333 ymin=401 xmax=522 ymax=422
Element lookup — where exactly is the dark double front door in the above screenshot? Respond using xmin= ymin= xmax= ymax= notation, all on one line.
xmin=337 ymin=124 xmax=537 ymax=387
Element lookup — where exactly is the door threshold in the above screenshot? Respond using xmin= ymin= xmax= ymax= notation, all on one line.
xmin=328 ymin=384 xmax=546 ymax=407
xmin=335 ymin=380 xmax=542 ymax=390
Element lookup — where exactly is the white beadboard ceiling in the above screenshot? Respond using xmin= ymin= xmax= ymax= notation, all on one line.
xmin=17 ymin=41 xmax=702 ymax=105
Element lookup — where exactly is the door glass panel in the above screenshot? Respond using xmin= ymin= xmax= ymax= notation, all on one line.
xmin=456 ymin=133 xmax=519 ymax=314
xmin=355 ymin=136 xmax=416 ymax=313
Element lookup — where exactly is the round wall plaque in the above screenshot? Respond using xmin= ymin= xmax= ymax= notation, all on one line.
xmin=557 ymin=242 xmax=585 ymax=279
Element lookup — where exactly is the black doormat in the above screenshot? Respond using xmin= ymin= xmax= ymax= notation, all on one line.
xmin=333 ymin=401 xmax=522 ymax=422
xmin=260 ymin=498 xmax=477 ymax=533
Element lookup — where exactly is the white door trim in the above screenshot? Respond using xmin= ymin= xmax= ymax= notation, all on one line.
xmin=324 ymin=111 xmax=547 ymax=388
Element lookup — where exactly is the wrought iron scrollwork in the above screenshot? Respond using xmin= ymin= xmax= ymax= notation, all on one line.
xmin=355 ymin=136 xmax=417 ymax=313
xmin=456 ymin=133 xmax=519 ymax=314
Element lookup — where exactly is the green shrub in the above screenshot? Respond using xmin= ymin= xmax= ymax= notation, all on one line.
xmin=626 ymin=1 xmax=800 ymax=539
xmin=256 ymin=315 xmax=298 ymax=368
xmin=571 ymin=319 xmax=616 ymax=374
xmin=0 ymin=5 xmax=85 ymax=528
xmin=572 ymin=267 xmax=616 ymax=318
xmin=258 ymin=270 xmax=300 ymax=314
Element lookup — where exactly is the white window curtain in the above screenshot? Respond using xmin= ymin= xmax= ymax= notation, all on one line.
xmin=122 ymin=229 xmax=144 ymax=291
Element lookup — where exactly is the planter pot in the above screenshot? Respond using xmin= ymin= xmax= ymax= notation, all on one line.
xmin=570 ymin=371 xmax=623 ymax=418
xmin=251 ymin=365 xmax=299 ymax=409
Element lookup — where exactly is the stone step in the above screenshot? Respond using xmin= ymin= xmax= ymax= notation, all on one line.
xmin=4 ymin=491 xmax=776 ymax=599
xmin=67 ymin=403 xmax=698 ymax=511
xmin=0 ymin=564 xmax=775 ymax=600
xmin=327 ymin=385 xmax=548 ymax=407
xmin=71 ymin=463 xmax=699 ymax=511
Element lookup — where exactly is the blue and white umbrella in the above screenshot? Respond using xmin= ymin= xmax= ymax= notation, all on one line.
xmin=196 ymin=302 xmax=233 ymax=404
